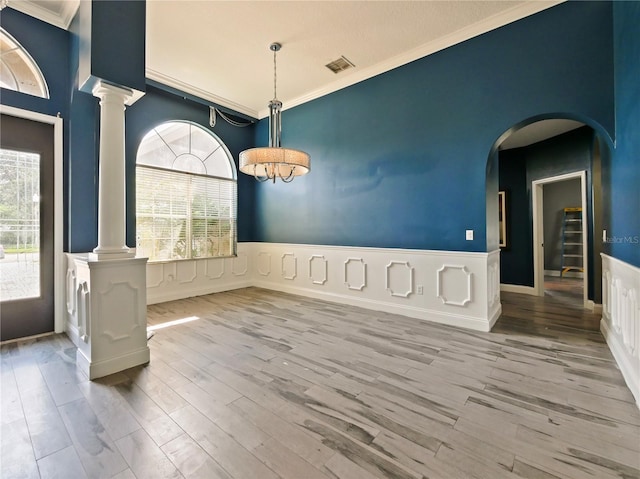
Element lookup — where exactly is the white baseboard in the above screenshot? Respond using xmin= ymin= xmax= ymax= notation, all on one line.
xmin=500 ymin=283 xmax=537 ymax=295
xmin=77 ymin=346 xmax=150 ymax=380
xmin=601 ymin=319 xmax=639 ymax=409
xmin=65 ymin=320 xmax=80 ymax=347
xmin=544 ymin=269 xmax=584 ymax=279
xmin=586 ymin=300 xmax=602 ymax=313
xmin=146 ymin=280 xmax=253 ymax=305
xmin=254 ymin=279 xmax=495 ymax=332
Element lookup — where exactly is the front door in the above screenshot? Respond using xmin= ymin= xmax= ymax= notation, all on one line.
xmin=0 ymin=114 xmax=55 ymax=341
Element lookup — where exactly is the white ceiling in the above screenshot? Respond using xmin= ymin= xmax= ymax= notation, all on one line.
xmin=9 ymin=0 xmax=564 ymax=120
xmin=10 ymin=0 xmax=582 ymax=145
xmin=499 ymin=118 xmax=584 ymax=150
xmin=144 ymin=0 xmax=561 ymax=119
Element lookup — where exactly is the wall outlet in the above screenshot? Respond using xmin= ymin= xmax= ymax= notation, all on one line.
xmin=417 ymin=285 xmax=424 ymax=295
xmin=466 ymin=230 xmax=474 ymax=241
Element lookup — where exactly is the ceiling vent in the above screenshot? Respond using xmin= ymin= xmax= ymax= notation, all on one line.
xmin=325 ymin=56 xmax=355 ymax=74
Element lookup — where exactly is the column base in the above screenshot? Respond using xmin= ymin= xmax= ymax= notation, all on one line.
xmin=77 ymin=346 xmax=150 ymax=380
xmin=68 ymin=254 xmax=149 ymax=380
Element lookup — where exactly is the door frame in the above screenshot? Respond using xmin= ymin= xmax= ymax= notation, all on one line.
xmin=1 ymin=105 xmax=64 ymax=334
xmin=532 ymin=170 xmax=588 ymax=306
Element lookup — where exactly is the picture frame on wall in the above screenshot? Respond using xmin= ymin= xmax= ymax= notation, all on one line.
xmin=499 ymin=190 xmax=507 ymax=248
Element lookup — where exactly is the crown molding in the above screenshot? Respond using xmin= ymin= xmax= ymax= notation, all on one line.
xmin=145 ymin=69 xmax=260 ymax=120
xmin=7 ymin=0 xmax=79 ymax=30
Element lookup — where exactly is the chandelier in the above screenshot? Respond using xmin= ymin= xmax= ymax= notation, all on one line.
xmin=239 ymin=43 xmax=310 ymax=183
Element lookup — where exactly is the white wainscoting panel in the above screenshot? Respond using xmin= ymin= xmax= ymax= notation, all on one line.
xmin=386 ymin=261 xmax=414 ymax=298
xmin=248 ymin=243 xmax=501 ymax=332
xmin=281 ymin=253 xmax=297 ymax=280
xmin=205 ymin=258 xmax=225 ymax=279
xmin=147 ymin=263 xmax=164 ymax=287
xmin=487 ymin=250 xmax=501 ymax=326
xmin=601 ymin=253 xmax=640 ymax=407
xmin=257 ymin=252 xmax=271 ymax=276
xmin=344 ymin=257 xmax=366 ymax=291
xmin=65 ymin=255 xmax=80 ymax=345
xmin=232 ymin=252 xmax=248 ymax=276
xmin=145 ymin=244 xmax=252 ymax=304
xmin=437 ymin=265 xmax=472 ymax=306
xmin=309 ymin=255 xmax=328 ymax=285
xmin=177 ymin=261 xmax=197 ymax=284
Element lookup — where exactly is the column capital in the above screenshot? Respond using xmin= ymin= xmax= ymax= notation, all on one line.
xmin=91 ymin=80 xmax=133 ymax=103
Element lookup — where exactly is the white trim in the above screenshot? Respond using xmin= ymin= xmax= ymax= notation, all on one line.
xmin=252 ymin=278 xmax=493 ymax=332
xmin=544 ymin=269 xmax=583 ymax=279
xmin=77 ymin=346 xmax=149 ymax=380
xmin=0 ymin=105 xmax=64 ymax=335
xmin=587 ymin=300 xmax=602 ymax=313
xmin=146 ymin=69 xmax=260 ymax=119
xmin=600 ymin=253 xmax=640 ymax=408
xmin=601 ymin=319 xmax=639 ymax=409
xmin=500 ymin=284 xmax=537 ymax=295
xmin=147 ymin=280 xmax=253 ymax=306
xmin=532 ymin=171 xmax=588 ymax=305
xmin=8 ymin=0 xmax=80 ymax=30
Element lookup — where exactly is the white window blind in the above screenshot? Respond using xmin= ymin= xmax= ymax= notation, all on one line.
xmin=136 ymin=166 xmax=236 ymax=261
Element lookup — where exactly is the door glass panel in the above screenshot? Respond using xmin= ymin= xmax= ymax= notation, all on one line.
xmin=0 ymin=148 xmax=40 ymax=300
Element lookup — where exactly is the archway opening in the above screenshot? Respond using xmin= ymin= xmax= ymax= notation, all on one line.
xmin=487 ymin=115 xmax=612 ymax=317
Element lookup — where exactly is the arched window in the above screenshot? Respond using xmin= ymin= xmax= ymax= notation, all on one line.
xmin=0 ymin=28 xmax=49 ymax=98
xmin=136 ymin=121 xmax=237 ymax=261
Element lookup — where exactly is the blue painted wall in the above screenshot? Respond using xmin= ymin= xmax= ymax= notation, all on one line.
xmin=253 ymin=1 xmax=614 ymax=252
xmin=125 ymin=85 xmax=256 ymax=247
xmin=498 ymin=150 xmax=530 ymax=286
xmin=610 ymin=2 xmax=640 ymax=268
xmin=4 ymin=1 xmax=634 ymax=272
xmin=68 ymin=12 xmax=99 ymax=252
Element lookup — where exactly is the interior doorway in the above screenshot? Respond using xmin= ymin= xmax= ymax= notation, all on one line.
xmin=532 ymin=171 xmax=588 ymax=308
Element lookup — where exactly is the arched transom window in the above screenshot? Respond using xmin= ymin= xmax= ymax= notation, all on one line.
xmin=0 ymin=28 xmax=49 ymax=98
xmin=136 ymin=121 xmax=237 ymax=261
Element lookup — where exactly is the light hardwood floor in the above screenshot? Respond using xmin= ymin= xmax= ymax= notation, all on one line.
xmin=1 ymin=287 xmax=639 ymax=479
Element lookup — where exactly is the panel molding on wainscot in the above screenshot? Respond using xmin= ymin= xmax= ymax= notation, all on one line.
xmin=138 ymin=243 xmax=501 ymax=330
xmin=144 ymin=244 xmax=253 ymax=304
xmin=248 ymin=243 xmax=501 ymax=332
xmin=600 ymin=253 xmax=640 ymax=407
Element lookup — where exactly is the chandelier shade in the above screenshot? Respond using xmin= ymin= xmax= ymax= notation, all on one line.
xmin=239 ymin=147 xmax=310 ymax=181
xmin=239 ymin=42 xmax=310 ymax=183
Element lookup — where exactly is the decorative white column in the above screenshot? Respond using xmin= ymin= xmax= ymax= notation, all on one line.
xmin=90 ymin=81 xmax=135 ymax=260
xmin=66 ymin=80 xmax=150 ymax=380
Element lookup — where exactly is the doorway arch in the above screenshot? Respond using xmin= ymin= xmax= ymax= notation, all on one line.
xmin=486 ymin=113 xmax=613 ymax=312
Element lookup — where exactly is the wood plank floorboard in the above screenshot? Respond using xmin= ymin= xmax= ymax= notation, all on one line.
xmin=1 ymin=287 xmax=639 ymax=479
